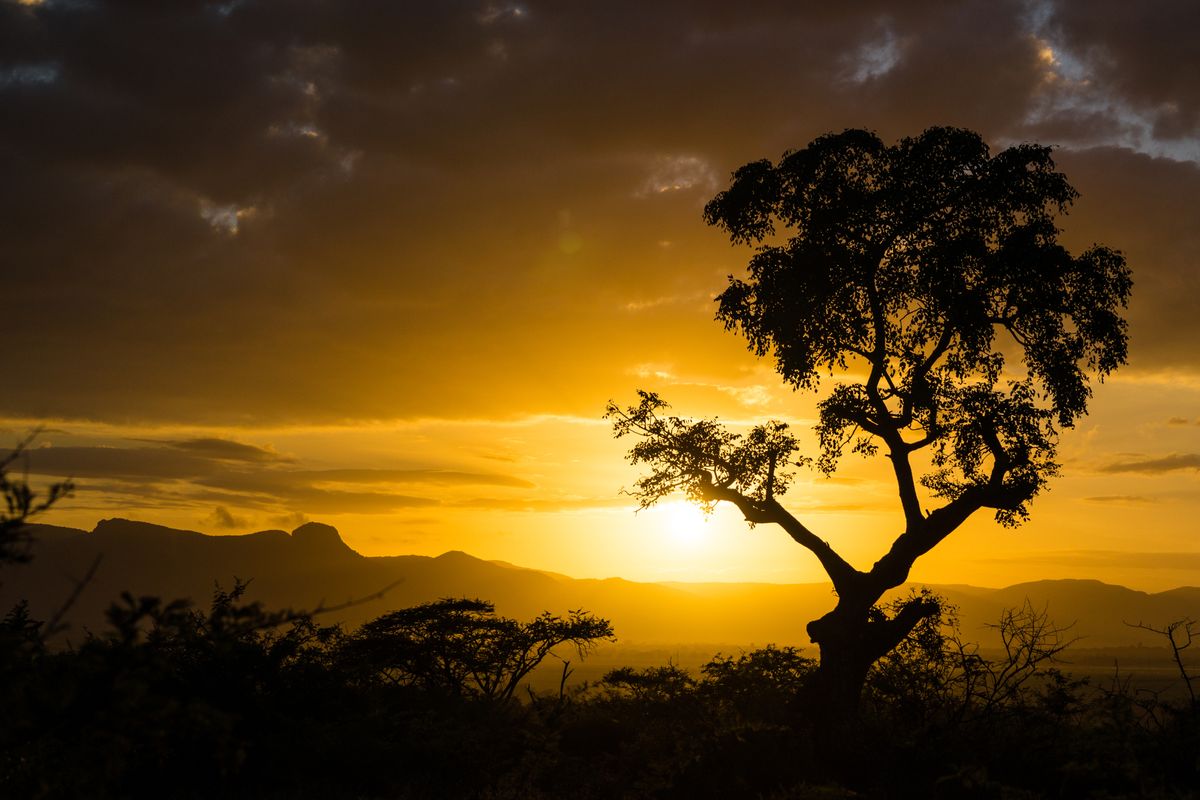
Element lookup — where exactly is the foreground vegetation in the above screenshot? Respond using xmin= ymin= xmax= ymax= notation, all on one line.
xmin=2 ymin=454 xmax=1195 ymax=798
xmin=2 ymin=580 xmax=1196 ymax=799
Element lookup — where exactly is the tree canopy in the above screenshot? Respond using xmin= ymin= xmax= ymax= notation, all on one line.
xmin=340 ymin=598 xmax=614 ymax=702
xmin=706 ymin=126 xmax=1128 ymax=522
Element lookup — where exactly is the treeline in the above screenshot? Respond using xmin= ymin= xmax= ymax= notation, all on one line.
xmin=2 ymin=582 xmax=1197 ymax=799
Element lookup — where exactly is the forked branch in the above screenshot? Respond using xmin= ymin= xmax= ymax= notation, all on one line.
xmin=606 ymin=392 xmax=862 ymax=594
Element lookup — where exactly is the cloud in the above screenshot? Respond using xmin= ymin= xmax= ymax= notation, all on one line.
xmin=1050 ymin=148 xmax=1200 ymax=376
xmin=191 ymin=468 xmax=538 ymax=514
xmin=132 ymin=437 xmax=291 ymax=463
xmin=838 ymin=20 xmax=901 ymax=84
xmin=987 ymin=550 xmax=1200 ymax=572
xmin=1 ymin=0 xmax=1196 ymax=426
xmin=20 ymin=440 xmax=530 ymax=485
xmin=454 ymin=495 xmax=630 ymax=512
xmin=1100 ymin=453 xmax=1200 ymax=474
xmin=19 ymin=446 xmax=216 ymax=481
xmin=272 ymin=511 xmax=309 ymax=529
xmin=15 ymin=438 xmax=539 ymax=518
xmin=1082 ymin=495 xmax=1154 ymax=504
xmin=194 ymin=468 xmax=531 ymax=495
xmin=248 ymin=487 xmax=440 ymax=515
xmin=1045 ymin=0 xmax=1200 ymax=152
xmin=621 ymin=289 xmax=714 ymax=314
xmin=204 ymin=505 xmax=249 ymax=530
xmin=636 ymin=155 xmax=717 ymax=197
xmin=290 ymin=468 xmax=534 ymax=488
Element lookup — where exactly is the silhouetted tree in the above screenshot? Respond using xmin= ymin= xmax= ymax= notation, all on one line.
xmin=1129 ymin=617 xmax=1197 ymax=709
xmin=0 ymin=433 xmax=73 ymax=566
xmin=341 ymin=598 xmax=614 ymax=702
xmin=607 ymin=126 xmax=1131 ymax=721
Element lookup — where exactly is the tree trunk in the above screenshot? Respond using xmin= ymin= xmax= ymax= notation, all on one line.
xmin=806 ymin=603 xmax=876 ymax=723
xmin=804 ymin=588 xmax=940 ymax=725
xmin=812 ymin=641 xmax=873 ymax=722
xmin=801 ymin=603 xmax=879 ymax=780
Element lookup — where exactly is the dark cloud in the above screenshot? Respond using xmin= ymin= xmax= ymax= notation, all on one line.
xmin=20 ymin=445 xmax=216 ymax=481
xmin=1167 ymin=417 xmax=1191 ymax=425
xmin=204 ymin=505 xmax=249 ymax=530
xmin=1100 ymin=454 xmax=1200 ymax=474
xmin=195 ymin=468 xmax=531 ymax=495
xmin=132 ymin=437 xmax=291 ymax=463
xmin=1052 ymin=148 xmax=1200 ymax=374
xmin=843 ymin=0 xmax=1043 ymax=137
xmin=292 ymin=469 xmax=533 ymax=488
xmin=63 ymin=479 xmax=214 ymax=512
xmin=1 ymin=0 xmax=1196 ymax=423
xmin=1047 ymin=0 xmax=1200 ymax=143
xmin=215 ymin=484 xmax=439 ymax=515
xmin=17 ymin=442 xmax=533 ymax=515
xmin=165 ymin=476 xmax=439 ymax=515
xmin=192 ymin=468 xmax=537 ymax=513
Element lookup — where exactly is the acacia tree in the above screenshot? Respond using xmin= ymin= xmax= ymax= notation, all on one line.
xmin=606 ymin=127 xmax=1130 ymax=718
xmin=340 ymin=598 xmax=614 ymax=702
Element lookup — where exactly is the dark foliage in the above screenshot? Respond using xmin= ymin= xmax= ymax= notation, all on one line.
xmin=1 ymin=569 xmax=1198 ymax=798
xmin=0 ymin=578 xmax=614 ymax=799
xmin=338 ymin=597 xmax=613 ymax=702
xmin=0 ymin=433 xmax=73 ymax=566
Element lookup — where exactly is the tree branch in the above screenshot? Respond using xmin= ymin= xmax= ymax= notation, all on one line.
xmin=865 ymin=594 xmax=941 ymax=662
xmin=899 ymin=322 xmax=954 ymax=429
xmin=868 ymin=487 xmax=989 ymax=590
xmin=884 ymin=437 xmax=925 ymax=531
xmin=858 ymin=267 xmax=926 ymax=531
xmin=698 ymin=477 xmax=863 ymax=595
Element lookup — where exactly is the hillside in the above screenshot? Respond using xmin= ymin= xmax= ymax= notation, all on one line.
xmin=3 ymin=519 xmax=1197 ymax=652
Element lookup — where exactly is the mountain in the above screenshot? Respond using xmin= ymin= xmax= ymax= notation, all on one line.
xmin=3 ymin=519 xmax=1197 ymax=653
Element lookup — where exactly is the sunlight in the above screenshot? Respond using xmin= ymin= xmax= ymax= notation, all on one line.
xmin=660 ymin=500 xmax=710 ymax=549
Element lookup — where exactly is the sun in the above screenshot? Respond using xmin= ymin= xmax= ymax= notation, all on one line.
xmin=660 ymin=500 xmax=710 ymax=548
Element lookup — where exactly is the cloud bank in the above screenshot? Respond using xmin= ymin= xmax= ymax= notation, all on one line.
xmin=1 ymin=0 xmax=1196 ymax=424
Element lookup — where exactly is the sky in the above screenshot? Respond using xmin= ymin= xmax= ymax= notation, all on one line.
xmin=3 ymin=0 xmax=1199 ymax=590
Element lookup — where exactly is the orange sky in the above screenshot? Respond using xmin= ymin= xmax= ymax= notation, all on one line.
xmin=4 ymin=0 xmax=1199 ymax=590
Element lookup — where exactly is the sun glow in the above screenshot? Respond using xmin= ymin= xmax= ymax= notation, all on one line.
xmin=660 ymin=500 xmax=710 ymax=548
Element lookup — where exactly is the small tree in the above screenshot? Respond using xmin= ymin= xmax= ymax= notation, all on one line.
xmin=341 ymin=598 xmax=614 ymax=702
xmin=1129 ymin=618 xmax=1197 ymax=709
xmin=1 ymin=434 xmax=73 ymax=567
xmin=607 ymin=127 xmax=1130 ymax=720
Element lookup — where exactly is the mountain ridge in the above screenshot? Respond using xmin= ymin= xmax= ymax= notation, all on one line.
xmin=4 ymin=519 xmax=1197 ymax=649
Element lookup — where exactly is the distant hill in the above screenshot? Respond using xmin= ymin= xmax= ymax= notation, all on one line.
xmin=3 ymin=519 xmax=1198 ymax=652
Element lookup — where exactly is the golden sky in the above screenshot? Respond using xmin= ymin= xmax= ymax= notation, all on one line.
xmin=4 ymin=0 xmax=1199 ymax=590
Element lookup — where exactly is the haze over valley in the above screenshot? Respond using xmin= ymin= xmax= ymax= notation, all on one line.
xmin=11 ymin=519 xmax=1196 ymax=661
